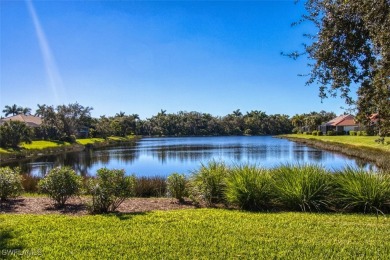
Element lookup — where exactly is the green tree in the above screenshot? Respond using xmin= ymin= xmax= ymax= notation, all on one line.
xmin=2 ymin=104 xmax=22 ymax=116
xmin=38 ymin=103 xmax=93 ymax=141
xmin=0 ymin=121 xmax=32 ymax=148
xmin=35 ymin=104 xmax=47 ymax=117
xmin=21 ymin=107 xmax=31 ymax=115
xmin=295 ymin=0 xmax=390 ymax=137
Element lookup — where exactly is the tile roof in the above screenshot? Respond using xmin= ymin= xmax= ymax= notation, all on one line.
xmin=326 ymin=114 xmax=357 ymax=126
xmin=0 ymin=114 xmax=42 ymax=127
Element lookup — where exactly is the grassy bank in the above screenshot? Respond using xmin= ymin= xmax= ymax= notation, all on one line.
xmin=0 ymin=136 xmax=139 ymax=164
xmin=281 ymin=134 xmax=390 ymax=170
xmin=1 ymin=209 xmax=389 ymax=259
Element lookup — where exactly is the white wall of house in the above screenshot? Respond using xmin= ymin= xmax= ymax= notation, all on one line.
xmin=343 ymin=126 xmax=356 ymax=132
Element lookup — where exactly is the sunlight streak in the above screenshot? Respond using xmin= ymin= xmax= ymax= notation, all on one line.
xmin=26 ymin=0 xmax=66 ymax=103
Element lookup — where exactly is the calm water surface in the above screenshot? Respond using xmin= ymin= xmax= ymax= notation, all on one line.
xmin=4 ymin=136 xmax=373 ymax=177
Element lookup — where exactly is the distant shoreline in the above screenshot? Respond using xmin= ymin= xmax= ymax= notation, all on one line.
xmin=279 ymin=135 xmax=390 ymax=170
xmin=0 ymin=137 xmax=140 ymax=165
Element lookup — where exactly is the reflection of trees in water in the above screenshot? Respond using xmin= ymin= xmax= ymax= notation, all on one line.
xmin=150 ymin=146 xmax=215 ymax=163
xmin=307 ymin=150 xmax=325 ymax=161
xmin=0 ymin=139 xmax=379 ymax=177
xmin=147 ymin=144 xmax=293 ymax=164
xmin=1 ymin=144 xmax=140 ymax=177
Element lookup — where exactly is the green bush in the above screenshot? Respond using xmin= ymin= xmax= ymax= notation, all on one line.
xmin=225 ymin=165 xmax=272 ymax=211
xmin=357 ymin=131 xmax=367 ymax=136
xmin=317 ymin=131 xmax=323 ymax=136
xmin=349 ymin=131 xmax=356 ymax=136
xmin=89 ymin=168 xmax=135 ymax=213
xmin=271 ymin=164 xmax=331 ymax=212
xmin=334 ymin=167 xmax=390 ymax=214
xmin=312 ymin=130 xmax=318 ymax=136
xmin=167 ymin=173 xmax=188 ymax=202
xmin=326 ymin=130 xmax=335 ymax=136
xmin=292 ymin=127 xmax=300 ymax=134
xmin=135 ymin=176 xmax=166 ymax=197
xmin=0 ymin=167 xmax=23 ymax=201
xmin=38 ymin=167 xmax=82 ymax=208
xmin=0 ymin=121 xmax=32 ymax=148
xmin=190 ymin=161 xmax=229 ymax=206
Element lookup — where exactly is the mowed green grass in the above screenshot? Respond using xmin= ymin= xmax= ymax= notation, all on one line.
xmin=20 ymin=140 xmax=71 ymax=150
xmin=1 ymin=209 xmax=389 ymax=259
xmin=286 ymin=134 xmax=390 ymax=152
xmin=76 ymin=138 xmax=105 ymax=145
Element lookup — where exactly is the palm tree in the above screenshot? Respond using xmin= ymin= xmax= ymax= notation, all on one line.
xmin=21 ymin=107 xmax=31 ymax=115
xmin=158 ymin=109 xmax=167 ymax=116
xmin=131 ymin=114 xmax=140 ymax=120
xmin=35 ymin=104 xmax=47 ymax=117
xmin=2 ymin=104 xmax=22 ymax=117
xmin=115 ymin=111 xmax=126 ymax=117
xmin=232 ymin=109 xmax=242 ymax=117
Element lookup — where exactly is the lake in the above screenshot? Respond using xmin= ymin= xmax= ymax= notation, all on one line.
xmin=3 ymin=136 xmax=374 ymax=177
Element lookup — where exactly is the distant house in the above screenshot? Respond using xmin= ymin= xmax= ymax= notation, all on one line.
xmin=319 ymin=114 xmax=359 ymax=134
xmin=0 ymin=114 xmax=42 ymax=127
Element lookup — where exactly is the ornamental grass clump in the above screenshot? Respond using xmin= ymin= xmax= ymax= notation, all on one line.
xmin=271 ymin=164 xmax=331 ymax=212
xmin=225 ymin=165 xmax=272 ymax=211
xmin=334 ymin=167 xmax=390 ymax=214
xmin=190 ymin=161 xmax=229 ymax=206
xmin=0 ymin=167 xmax=23 ymax=202
xmin=135 ymin=176 xmax=167 ymax=197
xmin=89 ymin=168 xmax=135 ymax=213
xmin=167 ymin=173 xmax=188 ymax=203
xmin=38 ymin=166 xmax=82 ymax=208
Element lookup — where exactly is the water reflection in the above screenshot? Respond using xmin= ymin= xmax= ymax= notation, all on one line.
xmin=1 ymin=136 xmax=375 ymax=177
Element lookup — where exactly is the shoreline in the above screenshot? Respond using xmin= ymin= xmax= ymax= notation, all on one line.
xmin=279 ymin=135 xmax=390 ymax=170
xmin=0 ymin=137 xmax=140 ymax=165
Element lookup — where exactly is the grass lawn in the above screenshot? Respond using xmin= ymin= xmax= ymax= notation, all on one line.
xmin=76 ymin=138 xmax=105 ymax=145
xmin=108 ymin=135 xmax=137 ymax=141
xmin=0 ymin=148 xmax=12 ymax=154
xmin=20 ymin=140 xmax=71 ymax=150
xmin=285 ymin=134 xmax=390 ymax=152
xmin=1 ymin=209 xmax=389 ymax=259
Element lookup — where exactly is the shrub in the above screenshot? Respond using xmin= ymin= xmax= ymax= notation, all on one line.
xmin=89 ymin=168 xmax=135 ymax=213
xmin=0 ymin=121 xmax=32 ymax=148
xmin=225 ymin=165 xmax=272 ymax=211
xmin=0 ymin=167 xmax=23 ymax=201
xmin=349 ymin=131 xmax=356 ymax=136
xmin=333 ymin=167 xmax=390 ymax=214
xmin=38 ymin=167 xmax=82 ymax=208
xmin=326 ymin=131 xmax=335 ymax=136
xmin=312 ymin=130 xmax=318 ymax=136
xmin=135 ymin=176 xmax=167 ymax=197
xmin=21 ymin=174 xmax=40 ymax=193
xmin=190 ymin=161 xmax=229 ymax=206
xmin=357 ymin=131 xmax=367 ymax=136
xmin=167 ymin=173 xmax=188 ymax=202
xmin=271 ymin=164 xmax=331 ymax=212
xmin=318 ymin=131 xmax=323 ymax=136
xmin=292 ymin=127 xmax=300 ymax=134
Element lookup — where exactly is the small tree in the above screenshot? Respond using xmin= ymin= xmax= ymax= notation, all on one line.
xmin=0 ymin=121 xmax=32 ymax=148
xmin=167 ymin=173 xmax=188 ymax=203
xmin=0 ymin=167 xmax=23 ymax=201
xmin=89 ymin=168 xmax=135 ymax=213
xmin=38 ymin=167 xmax=82 ymax=208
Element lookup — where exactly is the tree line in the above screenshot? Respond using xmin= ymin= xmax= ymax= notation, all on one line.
xmin=1 ymin=103 xmax=307 ymax=148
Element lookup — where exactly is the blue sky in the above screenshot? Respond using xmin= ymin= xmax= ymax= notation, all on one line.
xmin=0 ymin=0 xmax=347 ymax=119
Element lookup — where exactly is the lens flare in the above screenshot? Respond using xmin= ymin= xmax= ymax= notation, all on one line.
xmin=26 ymin=0 xmax=66 ymax=103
